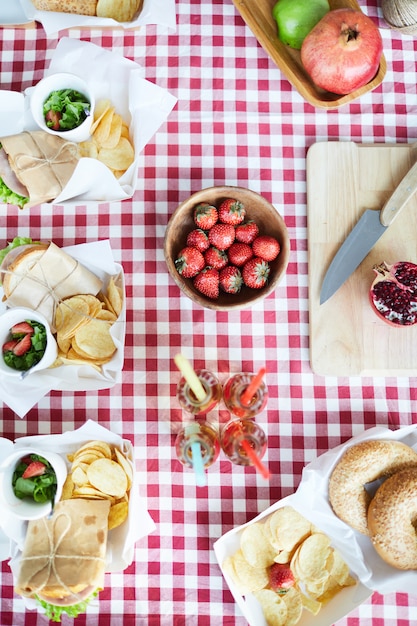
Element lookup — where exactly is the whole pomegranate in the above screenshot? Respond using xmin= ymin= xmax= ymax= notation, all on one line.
xmin=369 ymin=261 xmax=417 ymax=326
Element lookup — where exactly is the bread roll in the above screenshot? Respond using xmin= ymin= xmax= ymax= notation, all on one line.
xmin=31 ymin=0 xmax=97 ymax=16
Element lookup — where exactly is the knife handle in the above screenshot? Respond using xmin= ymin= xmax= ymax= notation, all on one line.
xmin=380 ymin=159 xmax=417 ymax=227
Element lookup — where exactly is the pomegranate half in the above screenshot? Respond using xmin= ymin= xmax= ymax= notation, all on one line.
xmin=369 ymin=261 xmax=417 ymax=326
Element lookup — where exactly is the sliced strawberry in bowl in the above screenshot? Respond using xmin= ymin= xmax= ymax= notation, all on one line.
xmin=2 ymin=339 xmax=19 ymax=353
xmin=10 ymin=321 xmax=35 ymax=336
xmin=12 ymin=333 xmax=33 ymax=356
xmin=22 ymin=460 xmax=47 ymax=479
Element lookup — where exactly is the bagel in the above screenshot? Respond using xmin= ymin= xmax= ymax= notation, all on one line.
xmin=328 ymin=440 xmax=417 ymax=535
xmin=368 ymin=467 xmax=417 ymax=569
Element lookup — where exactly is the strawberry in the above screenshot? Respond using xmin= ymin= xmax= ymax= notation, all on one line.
xmin=208 ymin=223 xmax=235 ymax=250
xmin=12 ymin=334 xmax=32 ymax=356
xmin=252 ymin=235 xmax=281 ymax=262
xmin=235 ymin=220 xmax=259 ymax=244
xmin=227 ymin=242 xmax=253 ymax=267
xmin=193 ymin=267 xmax=219 ymax=299
xmin=22 ymin=460 xmax=47 ymax=479
xmin=204 ymin=246 xmax=228 ymax=270
xmin=268 ymin=563 xmax=295 ymax=593
xmin=242 ymin=257 xmax=270 ymax=289
xmin=218 ymin=198 xmax=246 ymax=225
xmin=193 ymin=203 xmax=218 ymax=230
xmin=2 ymin=339 xmax=19 ymax=353
xmin=219 ymin=266 xmax=243 ymax=294
xmin=45 ymin=109 xmax=62 ymax=131
xmin=10 ymin=321 xmax=34 ymax=336
xmin=186 ymin=229 xmax=210 ymax=253
xmin=175 ymin=247 xmax=205 ymax=278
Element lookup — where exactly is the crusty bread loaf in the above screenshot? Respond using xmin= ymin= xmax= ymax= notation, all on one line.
xmin=31 ymin=0 xmax=97 ymax=16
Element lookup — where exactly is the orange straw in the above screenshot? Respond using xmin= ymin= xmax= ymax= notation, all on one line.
xmin=240 ymin=367 xmax=266 ymax=407
xmin=240 ymin=437 xmax=271 ymax=480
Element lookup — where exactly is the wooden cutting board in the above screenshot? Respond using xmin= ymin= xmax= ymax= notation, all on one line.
xmin=308 ymin=141 xmax=417 ymax=376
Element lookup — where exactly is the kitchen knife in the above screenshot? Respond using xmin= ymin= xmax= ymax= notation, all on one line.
xmin=320 ymin=159 xmax=417 ymax=304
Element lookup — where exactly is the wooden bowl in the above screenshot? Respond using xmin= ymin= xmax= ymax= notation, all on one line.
xmin=164 ymin=186 xmax=290 ymax=310
xmin=231 ymin=0 xmax=386 ymax=109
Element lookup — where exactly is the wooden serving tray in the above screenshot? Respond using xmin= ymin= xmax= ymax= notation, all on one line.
xmin=231 ymin=0 xmax=386 ymax=109
xmin=308 ymin=141 xmax=417 ymax=376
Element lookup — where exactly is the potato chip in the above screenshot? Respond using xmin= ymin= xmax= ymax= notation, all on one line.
xmin=107 ymin=276 xmax=123 ymax=317
xmin=98 ymin=136 xmax=135 ymax=171
xmin=73 ymin=485 xmax=116 ymax=501
xmin=240 ymin=523 xmax=275 ymax=570
xmin=300 ymin=593 xmax=322 ymax=615
xmin=114 ymin=448 xmax=133 ymax=490
xmin=282 ymin=587 xmax=303 ymax=626
xmin=268 ymin=507 xmax=312 ymax=554
xmin=55 ymin=296 xmax=90 ymax=339
xmin=72 ymin=318 xmax=116 ymax=361
xmin=71 ymin=465 xmax=89 ymax=486
xmin=61 ymin=473 xmax=74 ymax=500
xmin=90 ymin=99 xmax=113 ymax=133
xmin=100 ymin=112 xmax=123 ymax=150
xmin=108 ymin=500 xmax=129 ymax=530
xmin=78 ymin=140 xmax=98 ymax=159
xmin=76 ymin=440 xmax=113 ymax=458
xmin=253 ymin=589 xmax=288 ymax=626
xmin=296 ymin=533 xmax=331 ymax=581
xmin=222 ymin=550 xmax=268 ymax=595
xmin=87 ymin=457 xmax=128 ymax=498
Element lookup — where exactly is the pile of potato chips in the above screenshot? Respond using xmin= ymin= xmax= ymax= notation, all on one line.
xmin=54 ymin=275 xmax=123 ymax=371
xmin=62 ymin=439 xmax=133 ymax=530
xmin=222 ymin=506 xmax=355 ymax=626
xmin=78 ymin=99 xmax=135 ymax=178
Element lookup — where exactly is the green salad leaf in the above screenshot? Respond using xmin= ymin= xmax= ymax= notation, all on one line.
xmin=0 ymin=144 xmax=28 ymax=209
xmin=43 ymin=89 xmax=91 ymax=131
xmin=12 ymin=453 xmax=57 ymax=503
xmin=0 ymin=237 xmax=37 ymax=265
xmin=35 ymin=589 xmax=100 ymax=622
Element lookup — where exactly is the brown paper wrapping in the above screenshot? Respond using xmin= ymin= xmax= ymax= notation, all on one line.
xmin=0 ymin=131 xmax=79 ymax=208
xmin=4 ymin=242 xmax=103 ymax=329
xmin=15 ymin=499 xmax=110 ymax=598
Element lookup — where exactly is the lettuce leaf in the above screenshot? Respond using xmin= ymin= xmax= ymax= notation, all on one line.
xmin=0 ymin=177 xmax=28 ymax=209
xmin=35 ymin=589 xmax=100 ymax=622
xmin=0 ymin=236 xmax=37 ymax=265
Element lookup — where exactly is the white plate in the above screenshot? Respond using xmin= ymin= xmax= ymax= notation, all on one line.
xmin=0 ymin=1 xmax=32 ymax=25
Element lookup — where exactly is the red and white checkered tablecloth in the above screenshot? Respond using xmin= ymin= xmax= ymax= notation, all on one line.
xmin=1 ymin=0 xmax=417 ymax=624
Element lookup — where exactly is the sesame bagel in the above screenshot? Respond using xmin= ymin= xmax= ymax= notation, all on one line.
xmin=368 ymin=467 xmax=417 ymax=569
xmin=328 ymin=440 xmax=417 ymax=535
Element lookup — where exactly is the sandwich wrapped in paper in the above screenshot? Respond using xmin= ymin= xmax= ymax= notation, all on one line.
xmin=30 ymin=0 xmax=144 ymax=21
xmin=1 ymin=241 xmax=103 ymax=328
xmin=0 ymin=131 xmax=79 ymax=209
xmin=15 ymin=499 xmax=110 ymax=606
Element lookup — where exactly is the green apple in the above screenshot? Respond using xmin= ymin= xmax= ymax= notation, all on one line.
xmin=272 ymin=0 xmax=330 ymax=50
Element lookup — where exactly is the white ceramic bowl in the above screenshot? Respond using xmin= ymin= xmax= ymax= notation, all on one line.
xmin=30 ymin=72 xmax=95 ymax=142
xmin=0 ymin=307 xmax=57 ymax=378
xmin=0 ymin=447 xmax=68 ymax=520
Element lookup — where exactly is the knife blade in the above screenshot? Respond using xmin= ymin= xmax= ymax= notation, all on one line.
xmin=320 ymin=158 xmax=417 ymax=304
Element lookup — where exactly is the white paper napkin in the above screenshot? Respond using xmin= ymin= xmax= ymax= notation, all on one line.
xmin=18 ymin=0 xmax=176 ymax=36
xmin=0 ymin=240 xmax=125 ymax=417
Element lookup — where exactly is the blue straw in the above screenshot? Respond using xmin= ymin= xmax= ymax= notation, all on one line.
xmin=191 ymin=440 xmax=206 ymax=487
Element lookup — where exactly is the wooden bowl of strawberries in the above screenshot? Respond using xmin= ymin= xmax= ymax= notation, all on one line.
xmin=164 ymin=186 xmax=290 ymax=310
